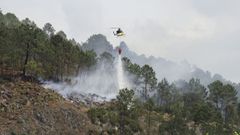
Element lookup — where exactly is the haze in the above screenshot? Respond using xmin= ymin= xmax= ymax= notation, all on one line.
xmin=1 ymin=0 xmax=240 ymax=82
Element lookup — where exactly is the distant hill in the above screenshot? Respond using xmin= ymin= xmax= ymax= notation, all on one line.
xmin=82 ymin=34 xmax=240 ymax=95
xmin=82 ymin=34 xmax=114 ymax=56
xmin=82 ymin=34 xmax=226 ymax=84
xmin=119 ymin=42 xmax=236 ymax=84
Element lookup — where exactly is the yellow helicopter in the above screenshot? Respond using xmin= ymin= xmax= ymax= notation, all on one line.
xmin=112 ymin=27 xmax=125 ymax=37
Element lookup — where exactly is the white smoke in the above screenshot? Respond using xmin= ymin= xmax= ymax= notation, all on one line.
xmin=44 ymin=55 xmax=131 ymax=100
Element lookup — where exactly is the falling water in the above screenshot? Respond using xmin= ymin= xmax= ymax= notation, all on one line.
xmin=117 ymin=55 xmax=125 ymax=90
xmin=44 ymin=53 xmax=128 ymax=101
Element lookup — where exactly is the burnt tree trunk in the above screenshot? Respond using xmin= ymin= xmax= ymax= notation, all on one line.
xmin=119 ymin=112 xmax=125 ymax=135
xmin=22 ymin=43 xmax=30 ymax=76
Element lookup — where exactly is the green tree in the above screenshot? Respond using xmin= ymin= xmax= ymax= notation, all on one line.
xmin=188 ymin=78 xmax=207 ymax=97
xmin=122 ymin=60 xmax=158 ymax=135
xmin=182 ymin=79 xmax=207 ymax=120
xmin=2 ymin=12 xmax=20 ymax=27
xmin=43 ymin=22 xmax=55 ymax=37
xmin=141 ymin=65 xmax=157 ymax=101
xmin=156 ymin=78 xmax=172 ymax=106
xmin=18 ymin=20 xmax=38 ymax=76
xmin=139 ymin=65 xmax=157 ymax=135
xmin=116 ymin=88 xmax=140 ymax=135
xmin=56 ymin=30 xmax=67 ymax=39
xmin=122 ymin=57 xmax=142 ymax=86
xmin=159 ymin=100 xmax=192 ymax=135
xmin=83 ymin=50 xmax=97 ymax=68
xmin=208 ymin=81 xmax=238 ymax=124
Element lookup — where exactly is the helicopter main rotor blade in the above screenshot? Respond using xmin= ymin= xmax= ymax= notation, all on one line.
xmin=110 ymin=27 xmax=120 ymax=29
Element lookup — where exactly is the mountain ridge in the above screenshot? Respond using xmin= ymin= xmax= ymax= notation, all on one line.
xmin=82 ymin=34 xmax=231 ymax=84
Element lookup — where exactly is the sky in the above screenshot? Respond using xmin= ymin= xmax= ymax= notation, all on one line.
xmin=1 ymin=0 xmax=240 ymax=83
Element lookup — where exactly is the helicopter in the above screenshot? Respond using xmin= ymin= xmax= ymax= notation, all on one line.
xmin=112 ymin=27 xmax=125 ymax=37
xmin=111 ymin=27 xmax=124 ymax=55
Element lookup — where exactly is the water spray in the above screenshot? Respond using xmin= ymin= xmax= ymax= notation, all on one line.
xmin=117 ymin=54 xmax=125 ymax=90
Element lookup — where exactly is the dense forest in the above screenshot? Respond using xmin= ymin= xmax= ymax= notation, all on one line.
xmin=1 ymin=11 xmax=240 ymax=135
xmin=0 ymin=11 xmax=97 ymax=81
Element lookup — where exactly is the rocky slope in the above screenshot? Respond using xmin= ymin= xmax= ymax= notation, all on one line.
xmin=0 ymin=81 xmax=100 ymax=135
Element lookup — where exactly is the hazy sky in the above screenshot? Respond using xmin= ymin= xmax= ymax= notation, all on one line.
xmin=1 ymin=0 xmax=240 ymax=82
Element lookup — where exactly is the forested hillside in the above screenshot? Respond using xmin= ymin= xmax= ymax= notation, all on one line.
xmin=1 ymin=11 xmax=240 ymax=135
xmin=0 ymin=11 xmax=96 ymax=82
